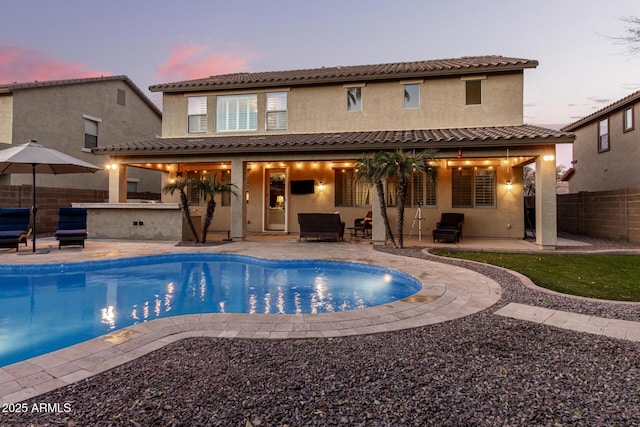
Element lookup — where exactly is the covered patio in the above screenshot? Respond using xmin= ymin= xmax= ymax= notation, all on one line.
xmin=92 ymin=125 xmax=573 ymax=249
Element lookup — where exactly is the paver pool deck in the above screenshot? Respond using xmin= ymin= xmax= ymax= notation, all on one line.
xmin=1 ymin=235 xmax=639 ymax=403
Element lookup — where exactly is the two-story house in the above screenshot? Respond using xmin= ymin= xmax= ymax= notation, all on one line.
xmin=561 ymin=90 xmax=639 ymax=192
xmin=0 ymin=76 xmax=162 ymax=196
xmin=95 ymin=56 xmax=573 ymax=248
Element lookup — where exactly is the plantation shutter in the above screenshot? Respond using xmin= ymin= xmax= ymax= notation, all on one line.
xmin=188 ymin=97 xmax=207 ymax=133
xmin=452 ymin=168 xmax=473 ymax=208
xmin=474 ymin=169 xmax=496 ymax=207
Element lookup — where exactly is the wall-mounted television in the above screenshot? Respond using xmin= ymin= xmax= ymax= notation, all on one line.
xmin=290 ymin=179 xmax=315 ymax=194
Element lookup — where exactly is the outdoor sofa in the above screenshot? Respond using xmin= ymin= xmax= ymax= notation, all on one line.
xmin=55 ymin=207 xmax=88 ymax=249
xmin=298 ymin=213 xmax=345 ymax=242
xmin=0 ymin=208 xmax=31 ymax=252
xmin=432 ymin=213 xmax=464 ymax=243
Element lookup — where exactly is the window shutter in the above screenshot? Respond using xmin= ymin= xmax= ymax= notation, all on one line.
xmin=474 ymin=169 xmax=496 ymax=207
xmin=452 ymin=168 xmax=473 ymax=208
xmin=188 ymin=97 xmax=207 ymax=133
xmin=217 ymin=95 xmax=257 ymax=132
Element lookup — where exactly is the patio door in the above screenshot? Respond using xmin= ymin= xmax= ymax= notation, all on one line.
xmin=265 ymin=169 xmax=287 ymax=231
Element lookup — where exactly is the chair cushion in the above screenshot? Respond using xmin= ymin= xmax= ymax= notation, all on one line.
xmin=0 ymin=230 xmax=27 ymax=239
xmin=55 ymin=229 xmax=88 ymax=238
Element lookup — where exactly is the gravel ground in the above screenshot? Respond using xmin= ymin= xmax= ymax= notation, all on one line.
xmin=3 ymin=235 xmax=640 ymax=426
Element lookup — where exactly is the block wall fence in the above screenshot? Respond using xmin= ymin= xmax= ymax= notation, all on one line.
xmin=557 ymin=188 xmax=640 ymax=244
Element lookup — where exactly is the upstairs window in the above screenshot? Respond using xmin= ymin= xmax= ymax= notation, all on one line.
xmin=346 ymin=87 xmax=362 ymax=111
xmin=465 ymin=80 xmax=482 ymax=105
xmin=598 ymin=118 xmax=610 ymax=152
xmin=217 ymin=94 xmax=257 ymax=132
xmin=624 ymin=107 xmax=634 ymax=132
xmin=188 ymin=97 xmax=207 ymax=133
xmin=404 ymin=84 xmax=420 ymax=109
xmin=117 ymin=89 xmax=126 ymax=106
xmin=266 ymin=92 xmax=288 ymax=130
xmin=83 ymin=117 xmax=99 ymax=149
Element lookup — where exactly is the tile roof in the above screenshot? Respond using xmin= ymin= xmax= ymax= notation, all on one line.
xmin=94 ymin=125 xmax=573 ymax=156
xmin=0 ymin=75 xmax=162 ymax=117
xmin=562 ymin=90 xmax=640 ymax=131
xmin=150 ymin=56 xmax=538 ymax=92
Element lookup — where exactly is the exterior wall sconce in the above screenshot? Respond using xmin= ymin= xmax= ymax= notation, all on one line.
xmin=245 ymin=190 xmax=250 ymax=204
xmin=105 ymin=163 xmax=118 ymax=170
xmin=543 ymin=155 xmax=555 ymax=162
xmin=506 ymin=180 xmax=513 ymax=191
xmin=317 ymin=181 xmax=325 ymax=192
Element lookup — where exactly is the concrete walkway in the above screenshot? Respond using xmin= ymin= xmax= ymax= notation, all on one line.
xmin=495 ymin=303 xmax=640 ymax=342
xmin=1 ymin=234 xmax=639 ymax=404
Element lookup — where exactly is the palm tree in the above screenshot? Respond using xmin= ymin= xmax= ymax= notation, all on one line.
xmin=192 ymin=173 xmax=237 ymax=243
xmin=378 ymin=150 xmax=437 ymax=248
xmin=354 ymin=153 xmax=397 ymax=248
xmin=162 ymin=179 xmax=199 ymax=243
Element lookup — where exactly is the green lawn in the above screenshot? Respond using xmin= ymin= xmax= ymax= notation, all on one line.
xmin=430 ymin=250 xmax=640 ymax=301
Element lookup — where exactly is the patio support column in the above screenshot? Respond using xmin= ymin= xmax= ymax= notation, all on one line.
xmin=108 ymin=162 xmax=127 ymax=203
xmin=230 ymin=159 xmax=246 ymax=241
xmin=371 ymin=183 xmax=385 ymax=246
xmin=535 ymin=151 xmax=557 ymax=249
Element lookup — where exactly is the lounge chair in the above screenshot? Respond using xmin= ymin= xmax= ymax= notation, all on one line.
xmin=0 ymin=208 xmax=31 ymax=252
xmin=298 ymin=213 xmax=345 ymax=242
xmin=432 ymin=213 xmax=464 ymax=243
xmin=55 ymin=207 xmax=88 ymax=249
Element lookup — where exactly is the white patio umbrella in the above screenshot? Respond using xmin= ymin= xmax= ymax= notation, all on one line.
xmin=0 ymin=140 xmax=102 ymax=252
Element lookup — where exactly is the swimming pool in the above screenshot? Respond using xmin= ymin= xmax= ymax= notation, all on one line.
xmin=0 ymin=253 xmax=420 ymax=367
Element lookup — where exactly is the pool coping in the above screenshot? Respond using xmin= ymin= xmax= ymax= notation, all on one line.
xmin=0 ymin=240 xmax=502 ymax=403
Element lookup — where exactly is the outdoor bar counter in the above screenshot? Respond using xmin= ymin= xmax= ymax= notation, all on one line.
xmin=72 ymin=203 xmax=184 ymax=241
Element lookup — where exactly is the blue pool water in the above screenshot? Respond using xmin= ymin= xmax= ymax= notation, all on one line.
xmin=0 ymin=253 xmax=420 ymax=367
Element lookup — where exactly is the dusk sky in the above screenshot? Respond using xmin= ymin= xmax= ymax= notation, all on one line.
xmin=2 ymin=0 xmax=639 ymax=166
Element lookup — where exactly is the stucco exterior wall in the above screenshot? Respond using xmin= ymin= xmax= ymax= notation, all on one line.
xmin=8 ymin=80 xmax=162 ymax=192
xmin=76 ymin=203 xmax=182 ymax=240
xmin=0 ymin=95 xmax=13 ymax=144
xmin=160 ymin=71 xmax=525 ymax=138
xmin=569 ymin=101 xmax=640 ymax=192
xmin=177 ymin=160 xmax=525 ymax=239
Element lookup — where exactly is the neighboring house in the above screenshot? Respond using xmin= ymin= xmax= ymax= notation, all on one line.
xmin=95 ymin=56 xmax=573 ymax=248
xmin=561 ymin=90 xmax=639 ymax=193
xmin=0 ymin=76 xmax=162 ymax=195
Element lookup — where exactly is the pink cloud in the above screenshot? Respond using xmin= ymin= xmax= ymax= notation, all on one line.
xmin=0 ymin=43 xmax=110 ymax=83
xmin=156 ymin=41 xmax=259 ymax=82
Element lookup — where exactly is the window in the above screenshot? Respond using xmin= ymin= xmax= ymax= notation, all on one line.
xmin=117 ymin=89 xmax=126 ymax=106
xmin=188 ymin=97 xmax=207 ymax=133
xmin=465 ymin=80 xmax=482 ymax=105
xmin=598 ymin=118 xmax=609 ymax=152
xmin=335 ymin=169 xmax=371 ymax=207
xmin=346 ymin=87 xmax=362 ymax=111
xmin=386 ymin=173 xmax=436 ymax=207
xmin=126 ymin=179 xmax=138 ymax=193
xmin=404 ymin=84 xmax=420 ymax=109
xmin=412 ymin=172 xmax=437 ymax=207
xmin=452 ymin=167 xmax=495 ymax=208
xmin=474 ymin=169 xmax=496 ymax=207
xmin=266 ymin=92 xmax=288 ymax=130
xmin=624 ymin=107 xmax=634 ymax=132
xmin=216 ymin=94 xmax=257 ymax=132
xmin=83 ymin=118 xmax=98 ymax=149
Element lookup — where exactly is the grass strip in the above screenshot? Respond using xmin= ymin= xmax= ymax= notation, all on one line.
xmin=430 ymin=250 xmax=640 ymax=301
